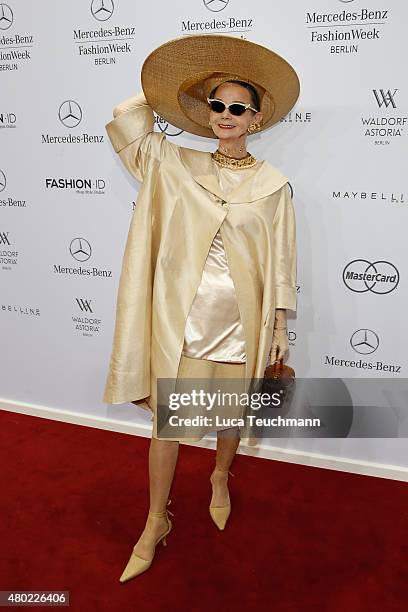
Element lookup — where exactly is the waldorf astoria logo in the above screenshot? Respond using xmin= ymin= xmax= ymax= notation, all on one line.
xmin=342 ymin=259 xmax=399 ymax=294
xmin=0 ymin=3 xmax=35 ymax=71
xmin=305 ymin=5 xmax=390 ymax=55
xmin=0 ymin=230 xmax=18 ymax=270
xmin=181 ymin=0 xmax=253 ymax=35
xmin=41 ymin=101 xmax=104 ymax=145
xmin=72 ymin=1 xmax=135 ymax=67
xmin=360 ymin=89 xmax=407 ymax=146
xmin=53 ymin=237 xmax=112 ymax=279
xmin=72 ymin=297 xmax=102 ymax=337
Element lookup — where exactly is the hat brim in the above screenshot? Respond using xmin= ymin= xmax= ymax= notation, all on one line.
xmin=141 ymin=34 xmax=300 ymax=139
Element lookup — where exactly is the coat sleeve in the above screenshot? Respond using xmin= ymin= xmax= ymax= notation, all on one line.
xmin=105 ymin=91 xmax=176 ymax=182
xmin=272 ymin=182 xmax=298 ymax=312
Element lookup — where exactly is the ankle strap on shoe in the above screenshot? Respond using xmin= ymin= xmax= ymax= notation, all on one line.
xmin=214 ymin=468 xmax=235 ymax=477
xmin=148 ymin=498 xmax=175 ymax=518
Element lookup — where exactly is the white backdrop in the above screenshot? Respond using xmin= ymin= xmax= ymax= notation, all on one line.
xmin=1 ymin=1 xmax=407 ymax=469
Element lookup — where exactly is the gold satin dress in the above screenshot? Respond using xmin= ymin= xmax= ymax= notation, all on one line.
xmin=157 ymin=163 xmax=259 ymax=441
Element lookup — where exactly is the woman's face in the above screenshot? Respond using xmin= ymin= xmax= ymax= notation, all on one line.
xmin=208 ymin=82 xmax=263 ymax=143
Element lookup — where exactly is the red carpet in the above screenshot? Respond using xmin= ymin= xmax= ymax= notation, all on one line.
xmin=0 ymin=408 xmax=407 ymax=611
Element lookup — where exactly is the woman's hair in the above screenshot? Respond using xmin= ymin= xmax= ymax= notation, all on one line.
xmin=209 ymin=79 xmax=260 ymax=112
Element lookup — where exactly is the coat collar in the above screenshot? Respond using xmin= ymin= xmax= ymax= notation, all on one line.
xmin=179 ymin=146 xmax=288 ymax=203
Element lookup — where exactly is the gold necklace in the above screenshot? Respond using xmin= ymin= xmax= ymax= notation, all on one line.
xmin=211 ymin=149 xmax=257 ymax=170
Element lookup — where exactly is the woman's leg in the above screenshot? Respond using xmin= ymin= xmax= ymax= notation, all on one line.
xmin=210 ymin=426 xmax=240 ymax=507
xmin=132 ymin=437 xmax=179 ymax=560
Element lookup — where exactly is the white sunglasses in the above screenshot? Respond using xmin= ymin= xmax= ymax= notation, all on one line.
xmin=207 ymin=97 xmax=258 ymax=115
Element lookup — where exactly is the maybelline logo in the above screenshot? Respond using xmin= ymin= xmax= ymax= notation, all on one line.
xmin=0 ymin=230 xmax=18 ymax=269
xmin=1 ymin=302 xmax=40 ymax=316
xmin=72 ymin=1 xmax=135 ymax=66
xmin=0 ymin=111 xmax=16 ymax=128
xmin=155 ymin=115 xmax=183 ymax=137
xmin=41 ymin=101 xmax=104 ymax=145
xmin=73 ymin=297 xmax=102 ymax=337
xmin=0 ymin=3 xmax=34 ymax=71
xmin=0 ymin=170 xmax=28 ymax=208
xmin=342 ymin=259 xmax=399 ymax=294
xmin=306 ymin=5 xmax=389 ymax=54
xmin=324 ymin=327 xmax=401 ymax=373
xmin=45 ymin=178 xmax=106 ymax=195
xmin=53 ymin=238 xmax=112 ymax=278
xmin=332 ymin=188 xmax=407 ymax=206
xmin=182 ymin=0 xmax=253 ymax=34
xmin=361 ymin=89 xmax=406 ymax=146
xmin=280 ymin=110 xmax=312 ymax=125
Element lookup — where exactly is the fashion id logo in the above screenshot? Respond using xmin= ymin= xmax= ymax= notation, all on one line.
xmin=306 ymin=3 xmax=390 ymax=55
xmin=41 ymin=101 xmax=105 ymax=145
xmin=181 ymin=0 xmax=253 ymax=35
xmin=0 ymin=110 xmax=16 ymax=128
xmin=0 ymin=3 xmax=35 ymax=71
xmin=45 ymin=177 xmax=106 ymax=195
xmin=72 ymin=1 xmax=135 ymax=67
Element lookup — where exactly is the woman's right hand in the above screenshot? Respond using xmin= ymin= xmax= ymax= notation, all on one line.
xmin=113 ymin=91 xmax=148 ymax=118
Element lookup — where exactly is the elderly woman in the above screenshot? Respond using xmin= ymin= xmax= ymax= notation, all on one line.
xmin=102 ymin=35 xmax=299 ymax=582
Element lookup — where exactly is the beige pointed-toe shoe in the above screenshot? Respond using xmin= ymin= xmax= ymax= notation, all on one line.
xmin=119 ymin=499 xmax=174 ymax=583
xmin=209 ymin=468 xmax=235 ymax=530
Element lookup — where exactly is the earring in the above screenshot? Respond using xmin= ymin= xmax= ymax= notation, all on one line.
xmin=247 ymin=122 xmax=261 ymax=134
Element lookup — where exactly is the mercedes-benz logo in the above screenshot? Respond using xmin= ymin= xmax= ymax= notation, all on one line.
xmin=350 ymin=329 xmax=379 ymax=355
xmin=155 ymin=115 xmax=183 ymax=137
xmin=342 ymin=259 xmax=399 ymax=294
xmin=203 ymin=0 xmax=229 ymax=12
xmin=58 ymin=100 xmax=82 ymax=129
xmin=0 ymin=170 xmax=6 ymax=193
xmin=0 ymin=4 xmax=13 ymax=30
xmin=91 ymin=0 xmax=114 ymax=22
xmin=70 ymin=237 xmax=92 ymax=262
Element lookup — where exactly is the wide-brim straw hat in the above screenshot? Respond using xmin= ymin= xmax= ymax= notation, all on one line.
xmin=141 ymin=34 xmax=300 ymax=139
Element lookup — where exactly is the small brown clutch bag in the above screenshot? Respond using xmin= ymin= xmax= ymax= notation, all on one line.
xmin=261 ymin=358 xmax=296 ymax=409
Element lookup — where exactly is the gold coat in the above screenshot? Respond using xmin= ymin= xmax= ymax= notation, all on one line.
xmin=102 ymin=99 xmax=297 ymax=414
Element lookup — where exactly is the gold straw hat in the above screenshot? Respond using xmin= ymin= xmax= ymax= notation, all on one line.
xmin=141 ymin=34 xmax=300 ymax=139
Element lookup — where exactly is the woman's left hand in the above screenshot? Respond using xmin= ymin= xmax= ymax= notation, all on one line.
xmin=269 ymin=327 xmax=289 ymax=364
